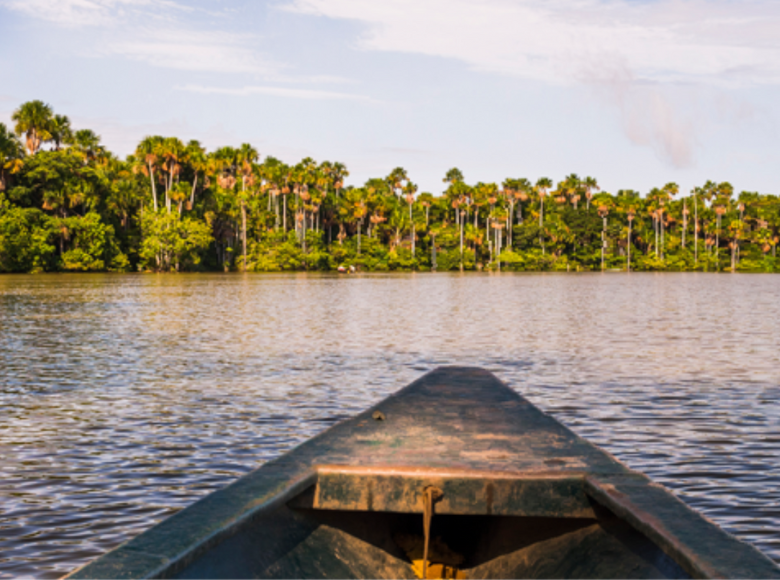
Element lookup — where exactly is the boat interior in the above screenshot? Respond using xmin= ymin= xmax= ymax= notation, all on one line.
xmin=171 ymin=468 xmax=691 ymax=579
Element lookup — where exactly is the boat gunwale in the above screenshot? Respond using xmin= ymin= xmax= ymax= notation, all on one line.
xmin=64 ymin=470 xmax=320 ymax=580
xmin=315 ymin=463 xmax=594 ymax=480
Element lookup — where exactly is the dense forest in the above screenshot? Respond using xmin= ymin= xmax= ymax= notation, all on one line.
xmin=1 ymin=100 xmax=779 ymax=274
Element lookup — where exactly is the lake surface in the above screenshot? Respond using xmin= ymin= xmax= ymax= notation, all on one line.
xmin=1 ymin=272 xmax=779 ymax=578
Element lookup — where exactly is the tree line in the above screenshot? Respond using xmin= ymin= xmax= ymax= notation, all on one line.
xmin=1 ymin=100 xmax=779 ymax=273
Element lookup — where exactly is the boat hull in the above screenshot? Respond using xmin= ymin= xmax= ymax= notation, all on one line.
xmin=66 ymin=367 xmax=780 ymax=579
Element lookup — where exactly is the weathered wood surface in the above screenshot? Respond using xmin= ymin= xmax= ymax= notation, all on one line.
xmin=66 ymin=367 xmax=780 ymax=579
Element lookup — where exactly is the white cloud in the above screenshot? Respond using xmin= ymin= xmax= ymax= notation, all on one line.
xmin=284 ymin=0 xmax=780 ymax=167
xmin=1 ymin=0 xmax=185 ymax=27
xmin=177 ymin=84 xmax=374 ymax=101
xmin=284 ymin=0 xmax=780 ymax=86
xmin=3 ymin=0 xmax=282 ymax=75
xmin=107 ymin=30 xmax=279 ymax=75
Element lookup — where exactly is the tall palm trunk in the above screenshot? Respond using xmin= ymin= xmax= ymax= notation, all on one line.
xmin=189 ymin=174 xmax=198 ymax=209
xmin=539 ymin=197 xmax=545 ymax=254
xmin=661 ymin=211 xmax=665 ymax=260
xmin=148 ymin=162 xmax=158 ymax=212
xmin=241 ymin=200 xmax=247 ymax=272
xmin=283 ymin=194 xmax=287 ymax=232
xmin=487 ymin=218 xmax=492 ymax=262
xmin=496 ymin=226 xmax=501 ymax=272
xmin=627 ymin=222 xmax=632 ymax=272
xmin=409 ymin=202 xmax=415 ymax=257
xmin=508 ymin=201 xmax=514 ymax=248
xmin=302 ymin=210 xmax=307 ymax=252
xmin=715 ymin=215 xmax=721 ymax=269
xmin=654 ymin=214 xmax=659 ymax=257
xmin=694 ymin=194 xmax=699 ymax=265
xmin=164 ymin=168 xmax=172 ymax=214
xmin=601 ymin=217 xmax=607 ymax=271
xmin=459 ymin=214 xmax=464 ymax=272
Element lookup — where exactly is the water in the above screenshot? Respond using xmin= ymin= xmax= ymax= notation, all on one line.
xmin=0 ymin=272 xmax=778 ymax=578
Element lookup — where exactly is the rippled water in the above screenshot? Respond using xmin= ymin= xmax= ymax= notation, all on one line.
xmin=1 ymin=273 xmax=779 ymax=578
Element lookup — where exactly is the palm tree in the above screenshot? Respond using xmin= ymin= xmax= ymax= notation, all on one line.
xmin=563 ymin=174 xmax=581 ymax=209
xmin=692 ymin=187 xmax=701 ymax=265
xmin=387 ymin=167 xmax=408 ymax=199
xmin=598 ymin=204 xmax=610 ymax=271
xmin=403 ymin=181 xmax=418 ymax=257
xmin=418 ymin=192 xmax=434 ymax=230
xmin=728 ymin=217 xmax=743 ymax=273
xmin=294 ymin=157 xmax=317 ymax=249
xmin=331 ymin=162 xmax=349 ymax=197
xmin=261 ymin=157 xmax=284 ymax=230
xmin=712 ymin=182 xmax=734 ymax=270
xmin=341 ymin=188 xmax=368 ymax=255
xmin=660 ymin=182 xmax=678 ymax=258
xmin=49 ymin=115 xmax=73 ymax=150
xmin=491 ymin=220 xmax=505 ymax=270
xmin=753 ymin=220 xmax=773 ymax=257
xmin=134 ymin=136 xmax=164 ymax=212
xmin=445 ymin=179 xmax=472 ymax=270
xmin=159 ymin=137 xmax=186 ymax=213
xmin=12 ymin=100 xmax=53 ymax=154
xmin=627 ymin=207 xmax=635 ymax=272
xmin=535 ymin=177 xmax=552 ymax=254
xmin=185 ymin=140 xmax=207 ymax=211
xmin=73 ymin=129 xmax=103 ymax=163
xmin=646 ymin=188 xmax=665 ymax=258
xmin=443 ymin=167 xmax=463 ymax=185
xmin=582 ymin=176 xmax=599 ymax=210
xmin=501 ymin=178 xmax=524 ymax=247
xmin=237 ymin=143 xmax=259 ymax=271
xmin=514 ymin=178 xmax=531 ymax=227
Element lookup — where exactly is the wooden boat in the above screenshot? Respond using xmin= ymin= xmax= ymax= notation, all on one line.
xmin=67 ymin=367 xmax=780 ymax=579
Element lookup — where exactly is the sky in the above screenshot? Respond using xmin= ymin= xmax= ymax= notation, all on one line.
xmin=1 ymin=0 xmax=779 ymax=196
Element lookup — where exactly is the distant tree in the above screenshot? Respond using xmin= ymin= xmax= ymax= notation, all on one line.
xmin=134 ymin=136 xmax=164 ymax=212
xmin=443 ymin=167 xmax=463 ymax=184
xmin=49 ymin=115 xmax=73 ymax=151
xmin=12 ymin=100 xmax=53 ymax=154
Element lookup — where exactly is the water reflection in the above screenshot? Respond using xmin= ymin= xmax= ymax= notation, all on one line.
xmin=1 ymin=273 xmax=778 ymax=578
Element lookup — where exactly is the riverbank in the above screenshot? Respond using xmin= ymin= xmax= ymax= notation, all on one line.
xmin=3 ymin=105 xmax=779 ymax=275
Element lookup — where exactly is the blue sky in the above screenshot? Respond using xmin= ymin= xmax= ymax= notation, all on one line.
xmin=1 ymin=0 xmax=779 ymax=196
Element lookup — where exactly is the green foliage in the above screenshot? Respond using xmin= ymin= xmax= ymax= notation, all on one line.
xmin=496 ymin=249 xmax=558 ymax=271
xmin=139 ymin=212 xmax=213 ymax=272
xmin=435 ymin=248 xmax=475 ymax=271
xmin=737 ymin=256 xmax=779 ymax=273
xmin=57 ymin=213 xmax=128 ymax=272
xmin=3 ymin=99 xmax=780 ymax=275
xmin=0 ymin=195 xmax=56 ymax=272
